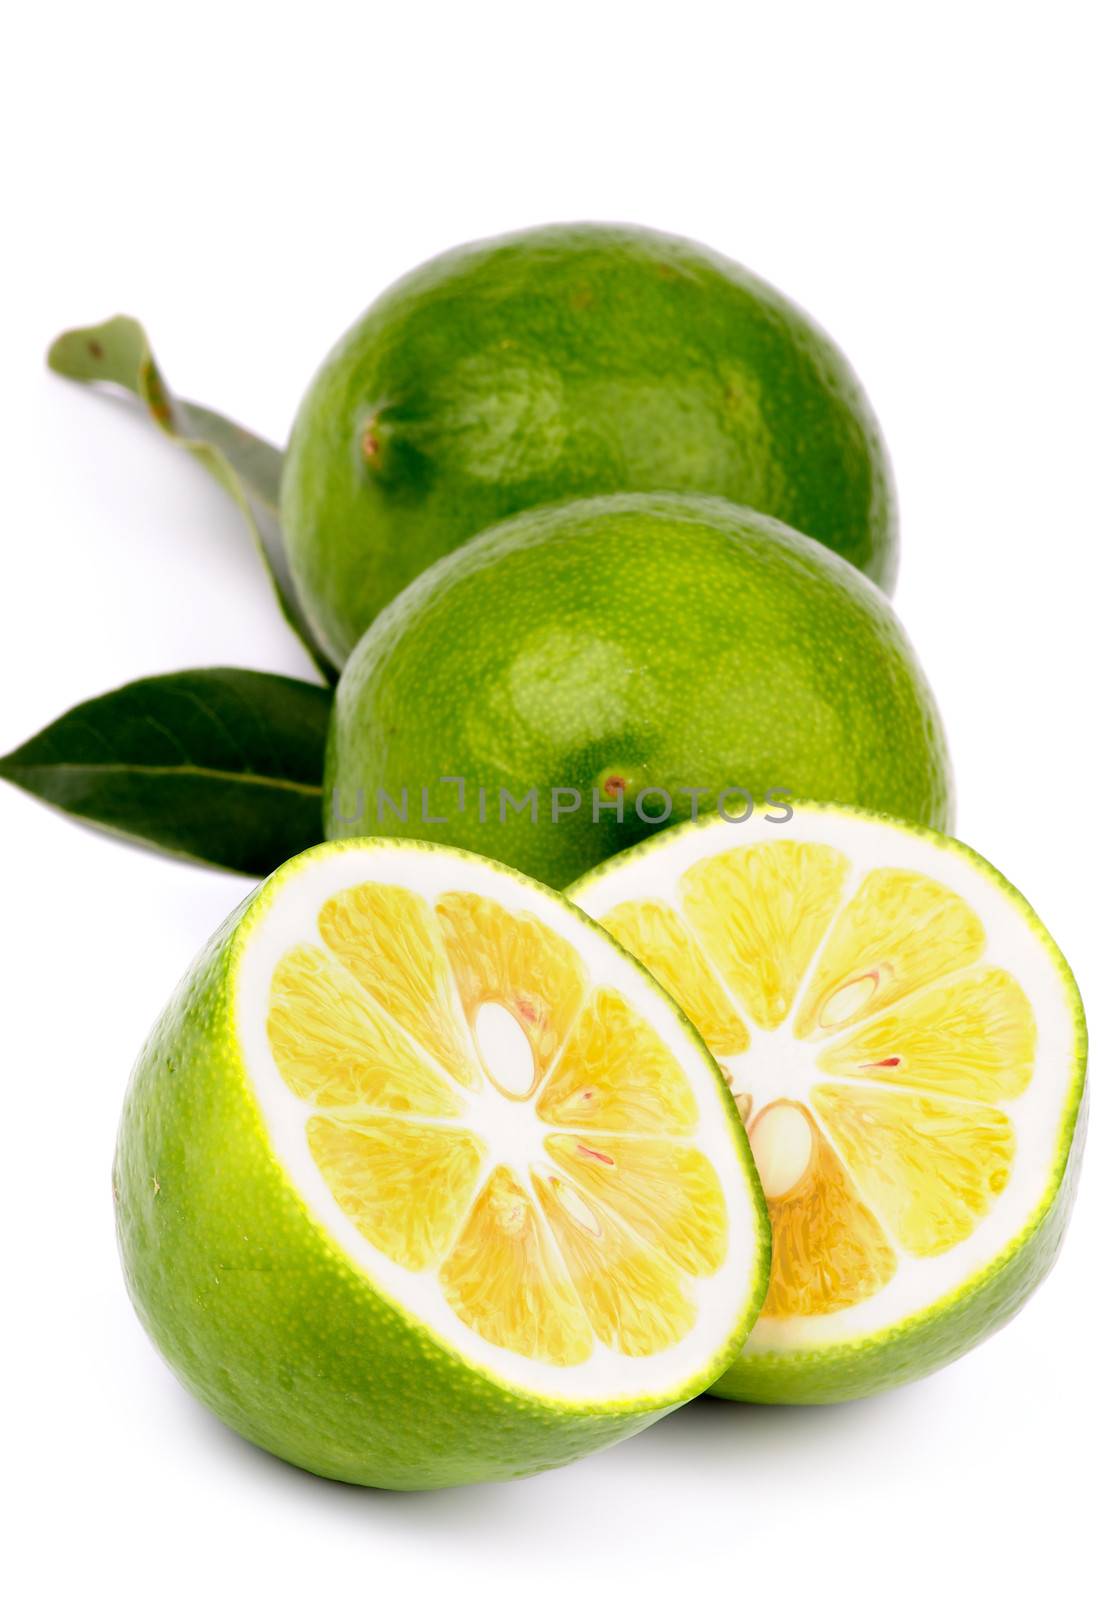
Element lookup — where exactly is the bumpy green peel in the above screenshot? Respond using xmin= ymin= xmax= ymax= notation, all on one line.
xmin=281 ymin=223 xmax=899 ymax=665
xmin=325 ymin=494 xmax=950 ymax=889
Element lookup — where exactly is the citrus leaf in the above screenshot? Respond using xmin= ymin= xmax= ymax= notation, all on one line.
xmin=0 ymin=669 xmax=331 ymax=876
xmin=46 ymin=315 xmax=336 ymax=684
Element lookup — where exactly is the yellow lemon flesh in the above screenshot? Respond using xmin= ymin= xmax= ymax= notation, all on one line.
xmin=570 ymin=803 xmax=1086 ymax=1402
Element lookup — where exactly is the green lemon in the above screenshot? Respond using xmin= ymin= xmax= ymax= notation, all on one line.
xmin=324 ymin=493 xmax=952 ymax=888
xmin=280 ymin=223 xmax=898 ymax=665
xmin=113 ymin=836 xmax=767 ymax=1489
xmin=569 ymin=802 xmax=1088 ymax=1403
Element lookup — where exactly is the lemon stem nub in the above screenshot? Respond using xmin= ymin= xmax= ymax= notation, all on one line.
xmin=360 ymin=415 xmax=390 ymax=470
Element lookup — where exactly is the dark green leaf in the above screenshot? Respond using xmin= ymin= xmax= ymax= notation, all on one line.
xmin=46 ymin=315 xmax=336 ymax=684
xmin=0 ymin=669 xmax=332 ymax=876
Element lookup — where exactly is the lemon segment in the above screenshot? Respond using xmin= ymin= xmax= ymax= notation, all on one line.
xmin=307 ymin=1114 xmax=484 ymax=1270
xmin=794 ymin=868 xmax=986 ymax=1039
xmin=813 ymin=1084 xmax=1016 ymax=1256
xmin=532 ymin=1171 xmax=697 ymax=1358
xmin=816 ymin=966 xmax=1036 ymax=1102
xmin=268 ymin=944 xmax=463 ymax=1116
xmin=439 ymin=1167 xmax=595 ymax=1367
xmin=318 ymin=882 xmax=481 ymax=1089
xmin=681 ymin=841 xmax=849 ymax=1030
xmin=544 ymin=1133 xmax=728 ymax=1277
xmin=597 ymin=900 xmax=750 ymax=1055
xmin=436 ymin=890 xmax=587 ymax=1098
xmin=535 ymin=988 xmax=700 ymax=1134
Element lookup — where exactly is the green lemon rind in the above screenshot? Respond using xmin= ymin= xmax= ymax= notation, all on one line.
xmin=324 ymin=493 xmax=952 ymax=890
xmin=568 ymin=802 xmax=1088 ymax=1405
xmin=280 ymin=222 xmax=898 ymax=666
xmin=114 ymin=836 xmax=769 ymax=1488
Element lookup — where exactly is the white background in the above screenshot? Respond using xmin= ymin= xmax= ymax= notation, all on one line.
xmin=3 ymin=4 xmax=1114 ymax=1595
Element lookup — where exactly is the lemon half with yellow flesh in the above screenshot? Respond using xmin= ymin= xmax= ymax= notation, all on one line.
xmin=114 ymin=839 xmax=767 ymax=1488
xmin=570 ymin=804 xmax=1087 ymax=1403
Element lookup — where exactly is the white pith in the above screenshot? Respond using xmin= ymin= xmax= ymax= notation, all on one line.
xmin=571 ymin=806 xmax=1081 ymax=1356
xmin=234 ymin=841 xmax=764 ymax=1404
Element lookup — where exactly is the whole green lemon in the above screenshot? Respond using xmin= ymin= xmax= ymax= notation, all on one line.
xmin=282 ymin=224 xmax=898 ymax=666
xmin=325 ymin=494 xmax=951 ymax=888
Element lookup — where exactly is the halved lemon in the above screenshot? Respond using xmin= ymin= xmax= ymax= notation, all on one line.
xmin=570 ymin=804 xmax=1087 ymax=1403
xmin=113 ymin=839 xmax=767 ymax=1487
